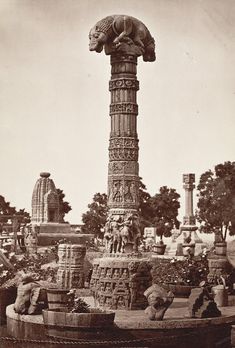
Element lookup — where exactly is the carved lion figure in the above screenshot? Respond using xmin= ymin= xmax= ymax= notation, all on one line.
xmin=89 ymin=15 xmax=156 ymax=62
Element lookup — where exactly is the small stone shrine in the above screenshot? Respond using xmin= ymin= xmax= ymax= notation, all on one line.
xmin=89 ymin=15 xmax=155 ymax=310
xmin=31 ymin=172 xmax=71 ymax=238
xmin=32 ymin=172 xmax=60 ymax=224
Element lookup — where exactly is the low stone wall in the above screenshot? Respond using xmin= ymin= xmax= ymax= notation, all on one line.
xmin=37 ymin=233 xmax=93 ymax=246
xmin=6 ymin=299 xmax=235 ymax=348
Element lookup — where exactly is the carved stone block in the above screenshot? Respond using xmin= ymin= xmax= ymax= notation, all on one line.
xmin=188 ymin=287 xmax=221 ymax=318
xmin=57 ymin=244 xmax=86 ymax=288
xmin=90 ymin=257 xmax=152 ymax=310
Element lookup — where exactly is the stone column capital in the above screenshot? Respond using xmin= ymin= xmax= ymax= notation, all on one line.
xmin=89 ymin=15 xmax=156 ymax=62
xmin=183 ymin=173 xmax=195 ymax=184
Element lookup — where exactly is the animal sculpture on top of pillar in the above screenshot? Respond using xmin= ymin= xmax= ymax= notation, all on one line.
xmin=89 ymin=15 xmax=155 ymax=255
xmin=89 ymin=15 xmax=156 ymax=310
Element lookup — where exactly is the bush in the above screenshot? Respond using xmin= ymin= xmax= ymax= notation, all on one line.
xmin=151 ymin=255 xmax=209 ymax=286
xmin=0 ymin=248 xmax=58 ymax=288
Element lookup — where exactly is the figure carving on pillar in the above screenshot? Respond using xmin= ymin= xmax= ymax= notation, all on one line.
xmin=104 ymin=216 xmax=122 ymax=253
xmin=124 ymin=181 xmax=133 ymax=202
xmin=112 ymin=180 xmax=123 ymax=202
xmin=104 ymin=213 xmax=141 ymax=253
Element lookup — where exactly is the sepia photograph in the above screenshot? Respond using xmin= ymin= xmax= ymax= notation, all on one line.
xmin=0 ymin=1 xmax=235 ymax=347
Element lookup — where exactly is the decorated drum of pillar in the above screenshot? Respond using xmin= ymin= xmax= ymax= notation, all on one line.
xmin=57 ymin=244 xmax=86 ymax=289
xmin=90 ymin=256 xmax=152 ymax=310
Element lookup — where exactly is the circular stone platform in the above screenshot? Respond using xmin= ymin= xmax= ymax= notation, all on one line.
xmin=6 ymin=298 xmax=235 ymax=348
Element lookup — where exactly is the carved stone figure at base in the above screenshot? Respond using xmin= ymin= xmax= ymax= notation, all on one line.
xmin=14 ymin=275 xmax=42 ymax=314
xmin=144 ymin=284 xmax=174 ymax=321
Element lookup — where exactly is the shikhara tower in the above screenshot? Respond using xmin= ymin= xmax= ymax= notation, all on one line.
xmin=89 ymin=15 xmax=155 ymax=253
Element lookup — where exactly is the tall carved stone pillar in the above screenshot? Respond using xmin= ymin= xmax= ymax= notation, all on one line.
xmin=181 ymin=174 xmax=199 ymax=237
xmin=182 ymin=173 xmax=196 ymax=227
xmin=89 ymin=15 xmax=155 ymax=310
xmin=108 ymin=54 xmax=140 ymax=234
xmin=180 ymin=174 xmax=203 ymax=255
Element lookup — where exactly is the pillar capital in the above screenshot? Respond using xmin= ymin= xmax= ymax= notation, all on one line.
xmin=183 ymin=173 xmax=195 ymax=185
xmin=89 ymin=15 xmax=156 ymax=62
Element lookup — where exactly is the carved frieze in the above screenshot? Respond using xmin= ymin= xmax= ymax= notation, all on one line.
xmin=110 ymin=102 xmax=138 ymax=115
xmin=108 ymin=177 xmax=139 ymax=206
xmin=109 ymin=148 xmax=138 ymax=161
xmin=109 ymin=78 xmax=139 ymax=91
xmin=108 ymin=161 xmax=138 ymax=175
xmin=109 ymin=137 xmax=138 ymax=148
xmin=109 ymin=137 xmax=139 ymax=161
xmin=90 ymin=258 xmax=152 ymax=310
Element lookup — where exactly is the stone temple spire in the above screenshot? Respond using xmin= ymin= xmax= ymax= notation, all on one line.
xmin=31 ymin=172 xmax=60 ymax=224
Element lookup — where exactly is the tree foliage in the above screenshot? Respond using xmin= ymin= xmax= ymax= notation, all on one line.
xmin=150 ymin=186 xmax=180 ymax=241
xmin=56 ymin=189 xmax=72 ymax=223
xmin=138 ymin=179 xmax=154 ymax=233
xmin=81 ymin=181 xmax=181 ymax=239
xmin=196 ymin=161 xmax=235 ymax=241
xmin=81 ymin=193 xmax=108 ymax=238
xmin=0 ymin=195 xmax=30 ymax=225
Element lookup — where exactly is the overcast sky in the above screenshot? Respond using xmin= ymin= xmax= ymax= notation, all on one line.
xmin=0 ymin=0 xmax=234 ymax=224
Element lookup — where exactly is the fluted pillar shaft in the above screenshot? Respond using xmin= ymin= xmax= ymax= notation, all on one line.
xmin=182 ymin=174 xmax=197 ymax=227
xmin=107 ymin=55 xmax=140 ymax=218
